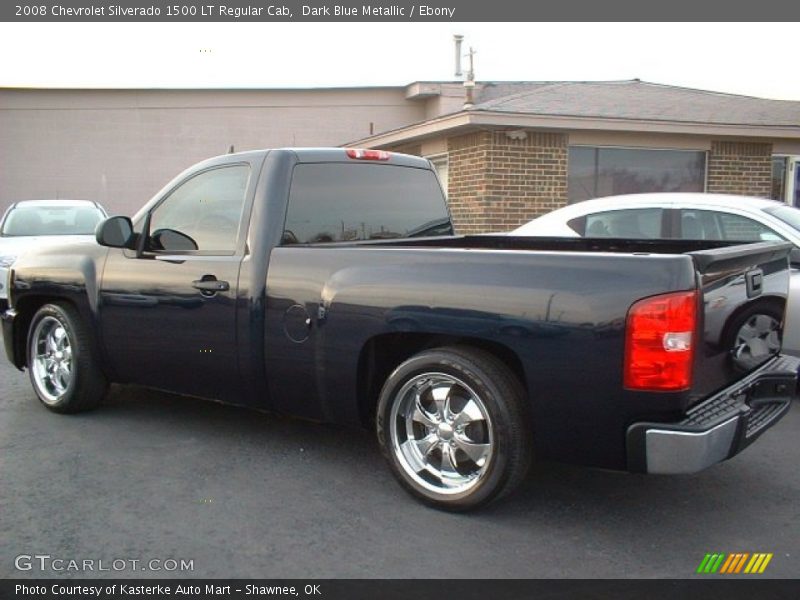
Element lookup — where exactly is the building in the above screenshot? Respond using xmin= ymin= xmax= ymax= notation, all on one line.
xmin=0 ymin=87 xmax=426 ymax=216
xmin=352 ymin=80 xmax=800 ymax=233
xmin=2 ymin=81 xmax=800 ymax=232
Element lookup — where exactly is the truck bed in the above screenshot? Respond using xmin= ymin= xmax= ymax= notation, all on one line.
xmin=262 ymin=235 xmax=792 ymax=468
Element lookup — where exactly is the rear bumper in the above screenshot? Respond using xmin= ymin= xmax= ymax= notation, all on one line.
xmin=627 ymin=355 xmax=799 ymax=474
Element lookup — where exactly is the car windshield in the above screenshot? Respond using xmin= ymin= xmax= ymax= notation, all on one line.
xmin=763 ymin=204 xmax=800 ymax=233
xmin=1 ymin=205 xmax=105 ymax=237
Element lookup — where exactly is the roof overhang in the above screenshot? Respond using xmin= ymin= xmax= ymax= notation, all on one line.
xmin=349 ymin=110 xmax=800 ymax=148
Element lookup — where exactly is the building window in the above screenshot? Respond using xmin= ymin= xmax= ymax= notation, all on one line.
xmin=771 ymin=156 xmax=788 ymax=202
xmin=568 ymin=147 xmax=706 ymax=204
xmin=427 ymin=154 xmax=449 ymax=198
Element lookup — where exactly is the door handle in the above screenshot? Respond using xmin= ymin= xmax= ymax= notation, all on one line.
xmin=192 ymin=278 xmax=230 ymax=293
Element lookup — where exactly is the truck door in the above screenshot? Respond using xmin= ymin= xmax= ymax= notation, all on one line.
xmin=98 ymin=161 xmax=253 ymax=402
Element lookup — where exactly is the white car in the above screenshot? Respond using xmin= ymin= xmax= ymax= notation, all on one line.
xmin=513 ymin=193 xmax=800 ymax=359
xmin=0 ymin=200 xmax=108 ymax=309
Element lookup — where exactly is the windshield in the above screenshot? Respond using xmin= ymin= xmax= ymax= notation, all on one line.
xmin=763 ymin=204 xmax=800 ymax=234
xmin=1 ymin=205 xmax=105 ymax=237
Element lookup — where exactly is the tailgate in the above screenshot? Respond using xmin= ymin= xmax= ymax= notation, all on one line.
xmin=689 ymin=241 xmax=794 ymax=403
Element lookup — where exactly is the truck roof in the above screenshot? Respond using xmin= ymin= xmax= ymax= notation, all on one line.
xmin=225 ymin=147 xmax=432 ymax=169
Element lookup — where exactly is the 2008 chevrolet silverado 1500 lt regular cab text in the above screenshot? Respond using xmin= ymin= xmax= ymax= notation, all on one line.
xmin=2 ymin=148 xmax=798 ymax=510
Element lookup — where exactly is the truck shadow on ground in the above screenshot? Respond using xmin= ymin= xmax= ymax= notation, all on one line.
xmin=94 ymin=383 xmax=796 ymax=531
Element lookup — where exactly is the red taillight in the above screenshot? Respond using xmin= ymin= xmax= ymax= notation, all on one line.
xmin=345 ymin=148 xmax=390 ymax=161
xmin=624 ymin=290 xmax=697 ymax=392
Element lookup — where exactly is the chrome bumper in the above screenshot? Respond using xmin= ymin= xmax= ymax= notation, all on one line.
xmin=627 ymin=355 xmax=799 ymax=474
xmin=643 ymin=417 xmax=739 ymax=474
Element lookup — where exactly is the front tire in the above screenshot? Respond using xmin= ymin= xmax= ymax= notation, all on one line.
xmin=27 ymin=302 xmax=107 ymax=413
xmin=376 ymin=346 xmax=532 ymax=511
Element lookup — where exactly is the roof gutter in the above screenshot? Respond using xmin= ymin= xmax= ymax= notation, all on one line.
xmin=350 ymin=110 xmax=800 ymax=148
xmin=346 ymin=112 xmax=474 ymax=148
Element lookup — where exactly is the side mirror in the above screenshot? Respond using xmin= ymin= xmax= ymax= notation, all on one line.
xmin=790 ymin=247 xmax=800 ymax=269
xmin=150 ymin=228 xmax=198 ymax=252
xmin=96 ymin=216 xmax=134 ymax=249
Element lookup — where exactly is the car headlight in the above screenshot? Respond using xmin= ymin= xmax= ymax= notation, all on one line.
xmin=0 ymin=254 xmax=17 ymax=268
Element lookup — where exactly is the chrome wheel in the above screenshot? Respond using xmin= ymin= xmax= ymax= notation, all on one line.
xmin=733 ymin=313 xmax=781 ymax=367
xmin=389 ymin=372 xmax=494 ymax=497
xmin=31 ymin=316 xmax=73 ymax=404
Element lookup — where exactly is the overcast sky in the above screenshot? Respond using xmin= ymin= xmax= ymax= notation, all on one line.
xmin=1 ymin=22 xmax=798 ymax=100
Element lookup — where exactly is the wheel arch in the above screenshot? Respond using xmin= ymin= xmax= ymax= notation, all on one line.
xmin=719 ymin=294 xmax=786 ymax=348
xmin=356 ymin=333 xmax=528 ymax=428
xmin=10 ymin=295 xmax=89 ymax=369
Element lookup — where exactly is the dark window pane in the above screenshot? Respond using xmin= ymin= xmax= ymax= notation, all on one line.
xmin=568 ymin=147 xmax=706 ymax=204
xmin=567 ymin=147 xmax=598 ymax=203
xmin=583 ymin=208 xmax=663 ymax=238
xmin=148 ymin=165 xmax=250 ymax=253
xmin=566 ymin=216 xmax=586 ymax=235
xmin=795 ymin=161 xmax=800 ymax=208
xmin=771 ymin=156 xmax=788 ymax=201
xmin=284 ymin=163 xmax=452 ymax=244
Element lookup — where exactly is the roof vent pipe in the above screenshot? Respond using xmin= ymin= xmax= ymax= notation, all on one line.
xmin=454 ymin=35 xmax=463 ymax=77
xmin=463 ymin=46 xmax=476 ymax=108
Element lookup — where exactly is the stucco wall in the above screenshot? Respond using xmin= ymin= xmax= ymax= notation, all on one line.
xmin=0 ymin=88 xmax=426 ymax=217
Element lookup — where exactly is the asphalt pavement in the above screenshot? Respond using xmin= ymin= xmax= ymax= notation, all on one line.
xmin=1 ymin=336 xmax=799 ymax=579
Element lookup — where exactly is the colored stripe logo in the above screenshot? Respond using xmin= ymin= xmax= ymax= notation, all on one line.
xmin=697 ymin=553 xmax=773 ymax=574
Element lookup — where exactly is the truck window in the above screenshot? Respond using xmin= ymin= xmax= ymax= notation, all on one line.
xmin=282 ymin=163 xmax=452 ymax=244
xmin=147 ymin=165 xmax=250 ymax=253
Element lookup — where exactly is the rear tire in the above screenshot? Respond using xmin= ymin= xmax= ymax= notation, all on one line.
xmin=376 ymin=346 xmax=532 ymax=511
xmin=27 ymin=302 xmax=107 ymax=413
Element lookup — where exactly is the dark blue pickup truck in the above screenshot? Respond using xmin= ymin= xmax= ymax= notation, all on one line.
xmin=2 ymin=148 xmax=798 ymax=510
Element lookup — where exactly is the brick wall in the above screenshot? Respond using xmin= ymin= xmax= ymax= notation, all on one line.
xmin=446 ymin=131 xmax=492 ymax=233
xmin=446 ymin=130 xmax=568 ymax=234
xmin=707 ymin=141 xmax=773 ymax=198
xmin=388 ymin=134 xmax=775 ymax=235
